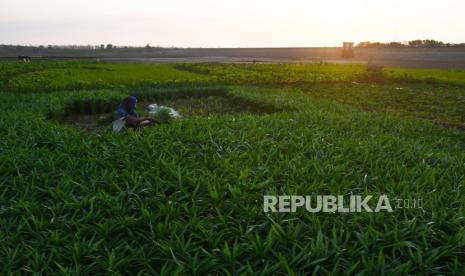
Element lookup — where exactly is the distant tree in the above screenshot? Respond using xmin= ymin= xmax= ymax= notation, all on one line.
xmin=145 ymin=43 xmax=151 ymax=49
xmin=106 ymin=44 xmax=113 ymax=49
xmin=408 ymin=40 xmax=423 ymax=47
xmin=100 ymin=44 xmax=105 ymax=49
xmin=388 ymin=42 xmax=403 ymax=47
xmin=422 ymin=39 xmax=444 ymax=47
xmin=360 ymin=40 xmax=448 ymax=48
xmin=357 ymin=41 xmax=408 ymax=48
xmin=356 ymin=42 xmax=370 ymax=48
xmin=356 ymin=41 xmax=386 ymax=48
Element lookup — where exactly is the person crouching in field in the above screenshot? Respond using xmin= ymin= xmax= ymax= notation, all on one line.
xmin=113 ymin=96 xmax=154 ymax=131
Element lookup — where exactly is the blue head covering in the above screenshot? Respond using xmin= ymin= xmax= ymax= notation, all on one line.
xmin=115 ymin=96 xmax=138 ymax=120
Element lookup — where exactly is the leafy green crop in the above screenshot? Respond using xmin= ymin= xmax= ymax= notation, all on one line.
xmin=1 ymin=61 xmax=209 ymax=93
xmin=176 ymin=63 xmax=366 ymax=84
xmin=298 ymin=82 xmax=465 ymax=126
xmin=385 ymin=67 xmax=465 ymax=86
xmin=1 ymin=60 xmax=465 ymax=274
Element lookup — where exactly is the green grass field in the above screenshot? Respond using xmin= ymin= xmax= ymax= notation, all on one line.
xmin=1 ymin=61 xmax=464 ymax=274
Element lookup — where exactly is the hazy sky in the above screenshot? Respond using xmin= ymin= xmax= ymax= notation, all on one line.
xmin=1 ymin=0 xmax=464 ymax=47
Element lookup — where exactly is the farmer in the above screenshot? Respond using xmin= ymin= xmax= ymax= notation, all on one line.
xmin=114 ymin=96 xmax=154 ymax=128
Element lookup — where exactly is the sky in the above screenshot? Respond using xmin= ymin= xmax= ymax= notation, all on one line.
xmin=1 ymin=0 xmax=464 ymax=47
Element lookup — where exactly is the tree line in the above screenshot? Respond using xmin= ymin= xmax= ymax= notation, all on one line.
xmin=0 ymin=44 xmax=168 ymax=50
xmin=356 ymin=40 xmax=465 ymax=48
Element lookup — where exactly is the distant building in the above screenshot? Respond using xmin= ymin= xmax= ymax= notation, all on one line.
xmin=343 ymin=42 xmax=354 ymax=48
xmin=342 ymin=42 xmax=354 ymax=58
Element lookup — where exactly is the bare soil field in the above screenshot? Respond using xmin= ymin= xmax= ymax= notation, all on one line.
xmin=2 ymin=47 xmax=465 ymax=69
